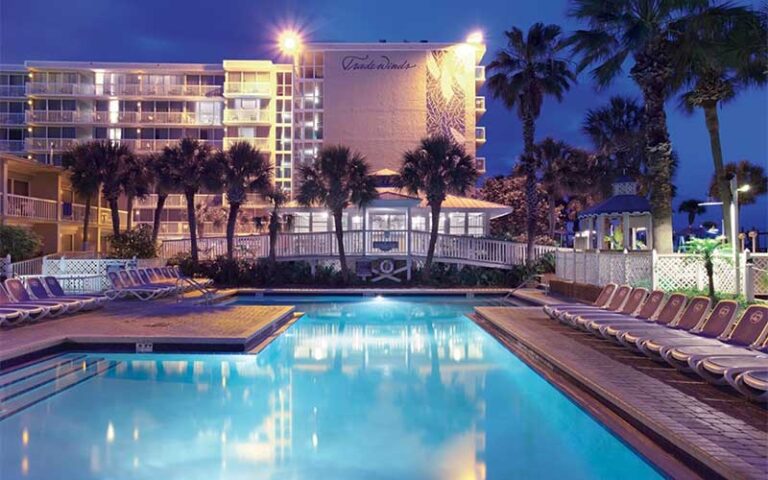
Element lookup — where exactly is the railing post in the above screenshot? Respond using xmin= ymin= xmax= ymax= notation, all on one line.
xmin=623 ymin=248 xmax=629 ymax=285
xmin=3 ymin=254 xmax=11 ymax=278
xmin=651 ymin=249 xmax=658 ymax=290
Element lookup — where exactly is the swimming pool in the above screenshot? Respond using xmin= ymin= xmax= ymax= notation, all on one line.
xmin=0 ymin=295 xmax=662 ymax=479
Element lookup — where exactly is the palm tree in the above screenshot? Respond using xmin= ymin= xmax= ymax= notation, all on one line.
xmin=678 ymin=199 xmax=706 ymax=226
xmin=164 ymin=138 xmax=219 ymax=262
xmin=568 ymin=0 xmax=750 ymax=253
xmin=97 ymin=141 xmax=132 ymax=235
xmin=709 ymin=160 xmax=768 ymax=206
xmin=121 ymin=153 xmax=152 ymax=231
xmin=674 ymin=7 xmax=767 ymax=238
xmin=582 ymin=96 xmax=647 ymax=196
xmin=487 ymin=23 xmax=575 ymax=260
xmin=62 ymin=142 xmax=102 ymax=251
xmin=264 ymin=186 xmax=288 ymax=265
xmin=148 ymin=150 xmax=178 ymax=244
xmin=397 ymin=135 xmax=479 ymax=275
xmin=532 ymin=138 xmax=592 ymax=239
xmin=215 ymin=142 xmax=272 ymax=260
xmin=297 ymin=145 xmax=378 ymax=279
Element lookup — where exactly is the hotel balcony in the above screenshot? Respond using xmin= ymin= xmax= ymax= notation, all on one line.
xmin=475 ymin=126 xmax=486 ymax=144
xmin=26 ymin=82 xmax=223 ymax=98
xmin=56 ymin=111 xmax=222 ymax=126
xmin=475 ymin=96 xmax=486 ymax=117
xmin=0 ymin=140 xmax=25 ymax=152
xmin=25 ymin=137 xmax=78 ymax=152
xmin=223 ymin=109 xmax=272 ymax=124
xmin=223 ymin=137 xmax=271 ymax=151
xmin=135 ymin=193 xmax=224 ymax=209
xmin=0 ymin=112 xmax=25 ymax=125
xmin=0 ymin=85 xmax=26 ymax=97
xmin=118 ymin=138 xmax=222 ymax=152
xmin=475 ymin=157 xmax=486 ymax=173
xmin=4 ymin=194 xmax=58 ymax=222
xmin=223 ymin=82 xmax=271 ymax=97
xmin=475 ymin=66 xmax=485 ymax=84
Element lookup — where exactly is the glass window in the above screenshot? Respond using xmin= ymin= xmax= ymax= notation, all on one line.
xmin=449 ymin=213 xmax=466 ymax=235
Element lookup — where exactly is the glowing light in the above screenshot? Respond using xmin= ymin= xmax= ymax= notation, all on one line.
xmin=106 ymin=422 xmax=115 ymax=443
xmin=22 ymin=428 xmax=29 ymax=446
xmin=466 ymin=31 xmax=484 ymax=44
xmin=21 ymin=456 xmax=29 ymax=476
xmin=454 ymin=43 xmax=477 ymax=69
xmin=737 ymin=184 xmax=751 ymax=193
xmin=311 ymin=433 xmax=318 ymax=449
xmin=278 ymin=31 xmax=301 ymax=55
xmin=133 ymin=428 xmax=140 ymax=441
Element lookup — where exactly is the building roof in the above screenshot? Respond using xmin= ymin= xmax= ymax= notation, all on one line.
xmin=285 ymin=187 xmax=512 ymax=219
xmin=578 ymin=194 xmax=651 ymax=218
xmin=372 ymin=168 xmax=399 ymax=177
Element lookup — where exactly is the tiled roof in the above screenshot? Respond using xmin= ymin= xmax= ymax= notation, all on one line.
xmin=578 ymin=194 xmax=651 ymax=218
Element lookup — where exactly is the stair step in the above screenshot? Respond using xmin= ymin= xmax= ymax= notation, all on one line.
xmin=0 ymin=353 xmax=87 ymax=388
xmin=0 ymin=358 xmax=103 ymax=403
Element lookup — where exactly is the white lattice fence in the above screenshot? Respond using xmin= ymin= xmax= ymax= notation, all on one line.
xmin=42 ymin=257 xmax=137 ymax=291
xmin=653 ymin=254 xmax=701 ymax=291
xmin=749 ymin=253 xmax=768 ymax=296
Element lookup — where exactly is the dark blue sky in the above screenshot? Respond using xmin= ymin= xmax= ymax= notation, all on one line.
xmin=2 ymin=0 xmax=766 ymax=230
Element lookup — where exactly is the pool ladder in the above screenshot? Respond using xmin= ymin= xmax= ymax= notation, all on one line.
xmin=176 ymin=277 xmax=216 ymax=305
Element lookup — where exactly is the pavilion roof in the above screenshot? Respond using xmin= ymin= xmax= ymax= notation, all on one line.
xmin=578 ymin=194 xmax=651 ymax=218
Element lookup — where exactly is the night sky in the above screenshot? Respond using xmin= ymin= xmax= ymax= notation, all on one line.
xmin=2 ymin=0 xmax=766 ymax=231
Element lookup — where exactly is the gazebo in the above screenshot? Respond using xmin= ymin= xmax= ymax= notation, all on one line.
xmin=575 ymin=177 xmax=652 ymax=251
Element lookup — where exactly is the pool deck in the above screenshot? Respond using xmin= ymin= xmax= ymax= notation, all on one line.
xmin=0 ymin=299 xmax=297 ymax=368
xmin=475 ymin=292 xmax=768 ymax=480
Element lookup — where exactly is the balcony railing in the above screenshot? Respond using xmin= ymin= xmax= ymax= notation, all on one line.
xmin=83 ymin=111 xmax=221 ymax=125
xmin=475 ymin=157 xmax=486 ymax=173
xmin=26 ymin=110 xmax=80 ymax=123
xmin=0 ymin=85 xmax=26 ymax=97
xmin=223 ymin=109 xmax=272 ymax=124
xmin=25 ymin=137 xmax=78 ymax=151
xmin=26 ymin=82 xmax=223 ymax=98
xmin=475 ymin=126 xmax=486 ymax=143
xmin=5 ymin=194 xmax=58 ymax=221
xmin=475 ymin=96 xmax=486 ymax=113
xmin=0 ymin=112 xmax=25 ymax=125
xmin=135 ymin=193 xmax=224 ymax=209
xmin=118 ymin=139 xmax=223 ymax=152
xmin=0 ymin=140 xmax=25 ymax=152
xmin=475 ymin=66 xmax=485 ymax=82
xmin=224 ymin=82 xmax=271 ymax=96
xmin=223 ymin=137 xmax=271 ymax=151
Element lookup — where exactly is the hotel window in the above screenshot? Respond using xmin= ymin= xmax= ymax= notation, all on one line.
xmin=276 ymin=99 xmax=292 ymax=124
xmin=300 ymin=52 xmax=324 ymax=79
xmin=7 ymin=179 xmax=30 ymax=196
xmin=412 ymin=216 xmax=427 ymax=231
xmin=449 ymin=213 xmax=467 ymax=235
xmin=467 ymin=213 xmax=484 ymax=236
xmin=276 ymin=72 xmax=292 ymax=96
xmin=311 ymin=212 xmax=329 ymax=232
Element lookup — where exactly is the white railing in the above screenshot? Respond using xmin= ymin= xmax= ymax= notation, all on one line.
xmin=223 ymin=137 xmax=271 ymax=150
xmin=223 ymin=109 xmax=272 ymax=123
xmin=135 ymin=193 xmax=224 ymax=208
xmin=555 ymin=249 xmax=766 ymax=300
xmin=158 ymin=231 xmax=558 ymax=268
xmin=0 ymin=85 xmax=26 ymax=97
xmin=26 ymin=82 xmax=222 ymax=97
xmin=9 ymin=256 xmax=45 ymax=277
xmin=117 ymin=139 xmax=222 ymax=152
xmin=5 ymin=194 xmax=58 ymax=221
xmin=224 ymin=82 xmax=271 ymax=96
xmin=0 ymin=112 xmax=25 ymax=124
xmin=42 ymin=256 xmax=139 ymax=292
xmin=25 ymin=137 xmax=78 ymax=151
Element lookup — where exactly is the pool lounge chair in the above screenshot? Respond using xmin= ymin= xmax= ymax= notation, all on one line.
xmin=624 ymin=297 xmax=713 ymax=354
xmin=168 ymin=266 xmax=213 ymax=288
xmin=542 ymin=283 xmax=617 ymax=319
xmin=694 ymin=351 xmax=768 ymax=386
xmin=725 ymin=368 xmax=768 ymax=402
xmin=611 ymin=294 xmax=690 ymax=348
xmin=4 ymin=279 xmax=68 ymax=317
xmin=575 ymin=288 xmax=659 ymax=333
xmin=136 ymin=269 xmax=181 ymax=294
xmin=122 ymin=270 xmax=175 ymax=297
xmin=0 ymin=307 xmax=27 ymax=327
xmin=662 ymin=305 xmax=768 ymax=373
xmin=26 ymin=277 xmax=101 ymax=311
xmin=0 ymin=284 xmax=51 ymax=321
xmin=566 ymin=286 xmax=645 ymax=329
xmin=107 ymin=271 xmax=166 ymax=301
xmin=558 ymin=285 xmax=632 ymax=325
xmin=42 ymin=276 xmax=109 ymax=307
xmin=589 ymin=292 xmax=685 ymax=339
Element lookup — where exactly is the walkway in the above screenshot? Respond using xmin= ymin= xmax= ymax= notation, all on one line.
xmin=475 ymin=304 xmax=768 ymax=480
xmin=0 ymin=299 xmax=296 ymax=368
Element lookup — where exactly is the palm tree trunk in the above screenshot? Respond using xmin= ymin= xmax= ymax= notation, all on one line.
xmin=82 ymin=196 xmax=92 ymax=251
xmin=126 ymin=195 xmax=134 ymax=231
xmin=703 ymin=102 xmax=732 ymax=239
xmin=226 ymin=202 xmax=240 ymax=260
xmin=151 ymin=193 xmax=167 ymax=244
xmin=425 ymin=203 xmax=441 ymax=278
xmin=705 ymin=260 xmax=715 ymax=300
xmin=108 ymin=198 xmax=120 ymax=235
xmin=522 ymin=108 xmax=537 ymax=263
xmin=268 ymin=212 xmax=279 ymax=265
xmin=333 ymin=209 xmax=348 ymax=279
xmin=633 ymin=47 xmax=674 ymax=253
xmin=548 ymin=193 xmax=556 ymax=240
xmin=185 ymin=190 xmax=199 ymax=262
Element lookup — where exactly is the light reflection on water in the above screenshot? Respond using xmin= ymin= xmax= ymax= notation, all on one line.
xmin=0 ymin=296 xmax=661 ymax=480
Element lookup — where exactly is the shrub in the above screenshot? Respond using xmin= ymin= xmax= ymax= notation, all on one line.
xmin=108 ymin=225 xmax=158 ymax=259
xmin=0 ymin=225 xmax=42 ymax=261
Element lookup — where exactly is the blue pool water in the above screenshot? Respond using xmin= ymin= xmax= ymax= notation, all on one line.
xmin=0 ymin=296 xmax=662 ymax=479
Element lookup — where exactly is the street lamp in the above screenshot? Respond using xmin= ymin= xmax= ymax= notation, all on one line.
xmin=278 ymin=30 xmax=301 ymax=56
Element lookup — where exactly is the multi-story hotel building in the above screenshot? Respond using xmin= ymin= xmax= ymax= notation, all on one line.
xmin=0 ymin=36 xmax=500 ymax=253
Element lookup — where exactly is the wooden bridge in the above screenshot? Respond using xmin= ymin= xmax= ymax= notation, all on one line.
xmin=159 ymin=231 xmax=557 ymax=269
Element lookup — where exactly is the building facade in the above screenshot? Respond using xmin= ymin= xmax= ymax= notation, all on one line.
xmin=0 ymin=38 xmax=493 ymax=251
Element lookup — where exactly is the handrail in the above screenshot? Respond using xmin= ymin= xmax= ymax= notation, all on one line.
xmin=176 ymin=276 xmax=215 ymax=304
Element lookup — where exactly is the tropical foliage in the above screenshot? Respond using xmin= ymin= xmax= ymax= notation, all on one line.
xmin=478 ymin=175 xmax=555 ymax=241
xmin=108 ymin=224 xmax=158 ymax=259
xmin=487 ymin=22 xmax=575 ymax=261
xmin=678 ymin=199 xmax=706 ymax=226
xmin=397 ymin=135 xmax=479 ymax=274
xmin=62 ymin=142 xmax=101 ymax=250
xmin=708 ymin=160 xmax=768 ymax=205
xmin=684 ymin=236 xmax=729 ymax=299
xmin=264 ymin=186 xmax=288 ymax=265
xmin=0 ymin=225 xmax=42 ymax=261
xmin=297 ymin=145 xmax=378 ymax=279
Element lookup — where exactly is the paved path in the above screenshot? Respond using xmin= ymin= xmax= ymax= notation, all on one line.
xmin=0 ymin=299 xmax=295 ymax=366
xmin=475 ymin=306 xmax=768 ymax=480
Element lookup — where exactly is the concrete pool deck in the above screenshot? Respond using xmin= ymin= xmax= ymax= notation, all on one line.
xmin=0 ymin=299 xmax=297 ymax=368
xmin=475 ymin=298 xmax=768 ymax=480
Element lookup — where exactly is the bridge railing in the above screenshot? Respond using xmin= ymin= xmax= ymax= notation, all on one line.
xmin=159 ymin=231 xmax=558 ymax=268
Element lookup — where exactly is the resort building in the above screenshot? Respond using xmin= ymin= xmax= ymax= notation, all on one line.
xmin=0 ymin=36 xmax=498 ymax=252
